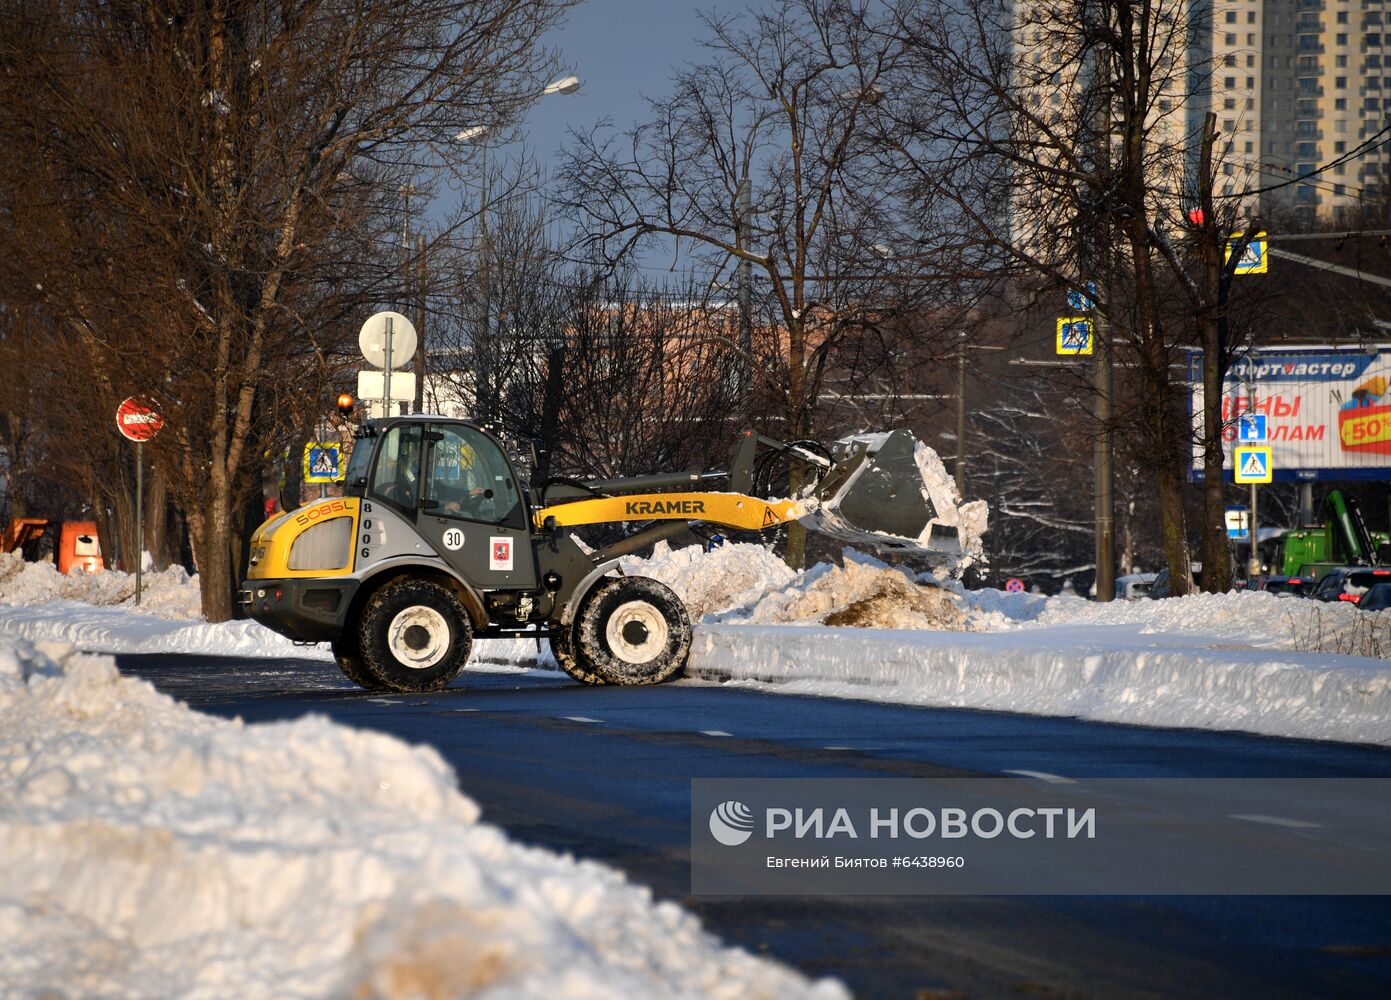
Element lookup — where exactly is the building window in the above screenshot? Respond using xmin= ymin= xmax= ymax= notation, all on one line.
xmin=1226 ymin=32 xmax=1237 ymax=44
xmin=1368 ymin=97 xmax=1382 ymax=109
xmin=1335 ymin=184 xmax=1346 ymax=196
xmin=1225 ymin=11 xmax=1237 ymax=24
xmin=1336 ymin=98 xmax=1347 ymax=109
xmin=1226 ymin=54 xmax=1237 ymax=66
xmin=1335 ymin=141 xmax=1347 ymax=152
xmin=1225 ymin=76 xmax=1237 ymax=88
xmin=1338 ymin=12 xmax=1349 ymax=26
xmin=1247 ymin=55 xmax=1256 ymax=66
xmin=1336 ymin=76 xmax=1347 ymax=87
xmin=1245 ymin=141 xmax=1254 ymax=152
xmin=1224 ymin=97 xmax=1237 ymax=108
xmin=1337 ymin=54 xmax=1349 ymax=67
xmin=1367 ymin=34 xmax=1382 ymax=46
xmin=1337 ymin=32 xmax=1349 ymax=44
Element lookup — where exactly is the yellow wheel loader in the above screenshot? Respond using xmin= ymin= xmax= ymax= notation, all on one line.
xmin=241 ymin=417 xmax=983 ymax=692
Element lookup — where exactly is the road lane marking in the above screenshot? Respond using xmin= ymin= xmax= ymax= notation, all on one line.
xmin=1002 ymin=769 xmax=1077 ymax=784
xmin=562 ymin=716 xmax=603 ymax=724
xmin=700 ymin=730 xmax=732 ymax=737
xmin=1229 ymin=813 xmax=1323 ymax=829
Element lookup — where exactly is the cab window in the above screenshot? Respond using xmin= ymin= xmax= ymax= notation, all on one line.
xmin=424 ymin=425 xmax=522 ymax=528
xmin=368 ymin=424 xmax=423 ymax=513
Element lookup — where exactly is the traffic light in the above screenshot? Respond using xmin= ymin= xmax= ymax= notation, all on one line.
xmin=336 ymin=393 xmax=354 ymax=419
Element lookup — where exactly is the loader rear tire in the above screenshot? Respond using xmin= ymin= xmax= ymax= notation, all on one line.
xmin=331 ymin=635 xmax=389 ymax=692
xmin=574 ymin=576 xmax=691 ymax=685
xmin=358 ymin=578 xmax=472 ymax=693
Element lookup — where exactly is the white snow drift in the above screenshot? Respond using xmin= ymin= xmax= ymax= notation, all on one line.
xmin=0 ymin=635 xmax=842 ymax=999
xmin=5 ymin=542 xmax=1390 ymax=745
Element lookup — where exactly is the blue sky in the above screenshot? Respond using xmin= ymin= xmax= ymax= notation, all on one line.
xmin=524 ymin=1 xmax=735 ymax=179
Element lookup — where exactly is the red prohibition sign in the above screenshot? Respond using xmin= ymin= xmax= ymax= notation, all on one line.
xmin=116 ymin=396 xmax=164 ymax=442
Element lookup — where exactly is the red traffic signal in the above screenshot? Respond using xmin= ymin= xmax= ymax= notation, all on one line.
xmin=1187 ymin=207 xmax=1205 ymax=225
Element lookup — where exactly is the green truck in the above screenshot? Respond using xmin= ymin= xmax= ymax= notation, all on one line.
xmin=1259 ymin=490 xmax=1390 ymax=578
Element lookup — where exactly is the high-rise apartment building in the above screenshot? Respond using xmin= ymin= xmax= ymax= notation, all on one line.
xmin=1209 ymin=0 xmax=1391 ymax=221
xmin=1013 ymin=1 xmax=1391 ymax=224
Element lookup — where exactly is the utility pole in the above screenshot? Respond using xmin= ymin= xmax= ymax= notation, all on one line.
xmin=1093 ymin=299 xmax=1114 ymax=601
xmin=1087 ymin=15 xmax=1115 ymax=602
xmin=413 ymin=232 xmax=426 ymax=412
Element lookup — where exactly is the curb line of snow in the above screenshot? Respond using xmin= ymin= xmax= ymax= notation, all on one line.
xmin=687 ymin=624 xmax=1391 ymax=747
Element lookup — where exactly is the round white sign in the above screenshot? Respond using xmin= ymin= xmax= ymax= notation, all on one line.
xmin=359 ymin=311 xmax=417 ymax=370
xmin=442 ymin=528 xmax=465 ymax=551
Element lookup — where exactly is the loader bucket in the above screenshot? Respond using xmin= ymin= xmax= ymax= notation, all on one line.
xmin=800 ymin=430 xmax=986 ymax=566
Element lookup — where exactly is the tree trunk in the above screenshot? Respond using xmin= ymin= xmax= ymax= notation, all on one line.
xmin=1196 ymin=113 xmax=1233 ymax=593
xmin=1157 ymin=462 xmax=1192 ymax=596
xmin=144 ymin=463 xmax=170 ymax=570
xmin=198 ymin=486 xmax=236 ymax=622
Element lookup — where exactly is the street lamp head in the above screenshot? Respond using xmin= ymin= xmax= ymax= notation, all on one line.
xmin=543 ymin=74 xmax=581 ymax=96
xmin=454 ymin=125 xmax=488 ymax=143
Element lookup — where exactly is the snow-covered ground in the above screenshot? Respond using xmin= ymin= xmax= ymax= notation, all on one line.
xmin=0 ymin=635 xmax=843 ymax=999
xmin=4 ymin=544 xmax=1390 ymax=746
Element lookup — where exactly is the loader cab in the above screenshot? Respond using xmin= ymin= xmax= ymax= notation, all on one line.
xmin=344 ymin=416 xmax=536 ymax=588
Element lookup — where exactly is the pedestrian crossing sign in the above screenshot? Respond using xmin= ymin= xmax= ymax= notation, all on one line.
xmin=1225 ymin=231 xmax=1268 ymax=275
xmin=1233 ymin=446 xmax=1273 ymax=484
xmin=303 ymin=442 xmax=344 ymax=484
xmin=1056 ymin=316 xmax=1094 ymax=355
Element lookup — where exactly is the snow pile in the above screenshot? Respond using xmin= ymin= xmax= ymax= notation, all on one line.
xmin=0 ymin=550 xmax=200 ymax=619
xmin=622 ymin=543 xmax=968 ymax=631
xmin=620 ymin=542 xmax=797 ymax=620
xmin=729 ymin=556 xmax=967 ymax=631
xmin=0 ymin=599 xmax=333 ymax=660
xmin=966 ymin=586 xmax=1391 ymax=657
xmin=688 ymin=622 xmax=1391 ymax=746
xmin=0 ymin=635 xmax=842 ymax=999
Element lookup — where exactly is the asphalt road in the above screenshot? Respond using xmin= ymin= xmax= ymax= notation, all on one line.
xmin=115 ymin=651 xmax=1391 ymax=999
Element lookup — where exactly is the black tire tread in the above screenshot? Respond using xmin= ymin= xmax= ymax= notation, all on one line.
xmin=548 ymin=599 xmax=607 ymax=686
xmin=331 ymin=635 xmax=388 ymax=691
xmin=357 ymin=578 xmax=472 ymax=693
xmin=574 ymin=575 xmax=691 ymax=685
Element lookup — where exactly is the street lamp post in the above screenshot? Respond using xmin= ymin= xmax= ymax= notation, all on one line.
xmin=454 ymin=75 xmax=580 ymax=418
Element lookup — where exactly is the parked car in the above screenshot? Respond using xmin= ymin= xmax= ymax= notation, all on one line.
xmin=1150 ymin=562 xmax=1202 ymax=599
xmin=1248 ymin=575 xmax=1316 ymax=598
xmin=1357 ymin=582 xmax=1391 ymax=613
xmin=1311 ymin=567 xmax=1391 ymax=604
xmin=1115 ymin=572 xmax=1157 ymax=600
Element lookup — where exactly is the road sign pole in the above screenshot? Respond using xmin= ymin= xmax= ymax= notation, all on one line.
xmin=135 ymin=441 xmax=143 ymax=606
xmin=1094 ymin=305 xmax=1114 ymax=602
xmin=383 ymin=316 xmax=394 ymax=417
xmin=1247 ymin=375 xmax=1260 ymax=577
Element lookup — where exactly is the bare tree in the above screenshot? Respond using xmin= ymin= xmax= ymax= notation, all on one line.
xmin=882 ymin=0 xmax=1271 ymax=594
xmin=561 ymin=0 xmax=964 ymax=567
xmin=0 ymin=0 xmax=573 ymax=618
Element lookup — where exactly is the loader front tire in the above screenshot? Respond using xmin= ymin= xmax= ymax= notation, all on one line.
xmin=331 ymin=634 xmax=389 ymax=692
xmin=548 ymin=620 xmax=605 ymax=686
xmin=574 ymin=576 xmax=691 ymax=685
xmin=358 ymin=578 xmax=472 ymax=693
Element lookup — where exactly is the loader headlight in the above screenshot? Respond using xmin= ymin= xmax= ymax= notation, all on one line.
xmin=288 ymin=517 xmax=353 ymax=571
